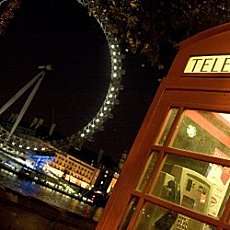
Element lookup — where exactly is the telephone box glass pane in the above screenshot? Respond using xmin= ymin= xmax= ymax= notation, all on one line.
xmin=134 ymin=202 xmax=216 ymax=230
xmin=119 ymin=197 xmax=139 ymax=230
xmin=156 ymin=108 xmax=178 ymax=145
xmin=169 ymin=110 xmax=230 ymax=159
xmin=136 ymin=152 xmax=158 ymax=191
xmin=150 ymin=154 xmax=230 ymax=219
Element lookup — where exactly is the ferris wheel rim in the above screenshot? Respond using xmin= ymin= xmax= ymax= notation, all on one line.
xmin=61 ymin=0 xmax=124 ymax=148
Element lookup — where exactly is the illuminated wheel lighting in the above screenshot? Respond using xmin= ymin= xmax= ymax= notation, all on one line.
xmin=0 ymin=0 xmax=124 ymax=151
xmin=66 ymin=0 xmax=124 ymax=147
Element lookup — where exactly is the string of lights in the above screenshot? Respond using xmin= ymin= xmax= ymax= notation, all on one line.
xmin=0 ymin=125 xmax=51 ymax=152
xmin=56 ymin=0 xmax=125 ymax=149
xmin=0 ymin=0 xmax=50 ymax=153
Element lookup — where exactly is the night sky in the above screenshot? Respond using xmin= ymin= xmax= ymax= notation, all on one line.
xmin=0 ymin=0 xmax=160 ymax=162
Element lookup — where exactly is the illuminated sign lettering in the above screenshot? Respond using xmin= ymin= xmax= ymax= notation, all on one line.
xmin=184 ymin=55 xmax=230 ymax=73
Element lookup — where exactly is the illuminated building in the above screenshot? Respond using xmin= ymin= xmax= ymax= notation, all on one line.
xmin=29 ymin=153 xmax=55 ymax=172
xmin=45 ymin=151 xmax=100 ymax=189
xmin=106 ymin=172 xmax=119 ymax=194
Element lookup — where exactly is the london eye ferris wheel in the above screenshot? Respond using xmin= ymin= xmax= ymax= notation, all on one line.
xmin=0 ymin=0 xmax=124 ymax=152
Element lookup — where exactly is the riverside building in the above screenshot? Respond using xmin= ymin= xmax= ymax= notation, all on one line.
xmin=44 ymin=151 xmax=100 ymax=189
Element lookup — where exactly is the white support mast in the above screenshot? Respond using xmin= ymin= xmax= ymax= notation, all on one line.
xmin=0 ymin=65 xmax=52 ymax=141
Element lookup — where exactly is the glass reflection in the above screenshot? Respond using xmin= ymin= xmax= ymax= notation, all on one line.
xmin=156 ymin=108 xmax=178 ymax=145
xmin=136 ymin=152 xmax=158 ymax=191
xmin=134 ymin=202 xmax=215 ymax=230
xmin=150 ymin=155 xmax=230 ymax=219
xmin=170 ymin=110 xmax=230 ymax=159
xmin=119 ymin=197 xmax=138 ymax=229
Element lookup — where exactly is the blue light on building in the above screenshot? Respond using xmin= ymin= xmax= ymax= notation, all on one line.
xmin=30 ymin=154 xmax=55 ymax=172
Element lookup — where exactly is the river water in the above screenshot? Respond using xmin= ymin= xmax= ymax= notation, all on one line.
xmin=0 ymin=168 xmax=96 ymax=219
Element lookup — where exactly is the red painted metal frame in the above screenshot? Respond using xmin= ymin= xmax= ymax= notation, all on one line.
xmin=96 ymin=23 xmax=230 ymax=230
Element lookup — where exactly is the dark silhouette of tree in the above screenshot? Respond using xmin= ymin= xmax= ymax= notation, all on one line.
xmin=1 ymin=0 xmax=229 ymax=75
xmin=87 ymin=0 xmax=230 ymax=73
xmin=0 ymin=0 xmax=21 ymax=36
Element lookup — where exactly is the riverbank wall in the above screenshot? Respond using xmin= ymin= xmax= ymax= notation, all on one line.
xmin=0 ymin=186 xmax=97 ymax=230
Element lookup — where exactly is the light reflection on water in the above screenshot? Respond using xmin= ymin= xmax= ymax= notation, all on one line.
xmin=0 ymin=169 xmax=95 ymax=218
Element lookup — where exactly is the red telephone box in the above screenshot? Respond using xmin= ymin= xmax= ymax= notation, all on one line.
xmin=97 ymin=23 xmax=230 ymax=230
